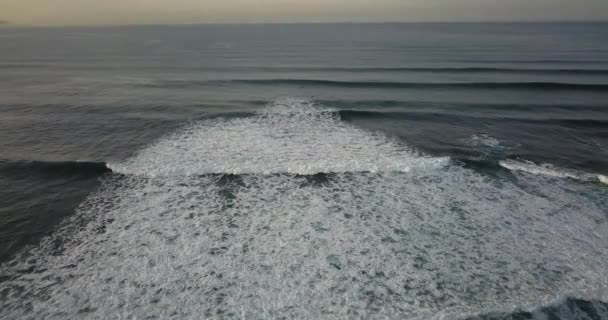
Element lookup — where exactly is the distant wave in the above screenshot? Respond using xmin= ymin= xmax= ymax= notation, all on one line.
xmin=248 ymin=66 xmax=608 ymax=75
xmin=0 ymin=63 xmax=51 ymax=69
xmin=381 ymin=67 xmax=608 ymax=75
xmin=337 ymin=109 xmax=608 ymax=127
xmin=4 ymin=60 xmax=608 ymax=75
xmin=450 ymin=59 xmax=608 ymax=64
xmin=141 ymin=79 xmax=608 ymax=91
xmin=232 ymin=80 xmax=608 ymax=91
xmin=0 ymin=159 xmax=110 ymax=177
xmin=2 ymin=101 xmax=606 ymax=117
xmin=10 ymin=64 xmax=608 ymax=75
xmin=318 ymin=100 xmax=608 ymax=112
xmin=261 ymin=67 xmax=608 ymax=74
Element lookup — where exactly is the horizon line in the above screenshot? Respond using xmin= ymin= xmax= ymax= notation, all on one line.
xmin=2 ymin=19 xmax=608 ymax=29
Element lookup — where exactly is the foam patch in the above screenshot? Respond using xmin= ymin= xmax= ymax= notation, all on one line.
xmin=2 ymin=99 xmax=607 ymax=319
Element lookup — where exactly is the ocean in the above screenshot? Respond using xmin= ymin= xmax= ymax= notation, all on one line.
xmin=1 ymin=23 xmax=607 ymax=319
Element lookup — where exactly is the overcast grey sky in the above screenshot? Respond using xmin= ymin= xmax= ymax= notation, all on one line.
xmin=1 ymin=0 xmax=607 ymax=26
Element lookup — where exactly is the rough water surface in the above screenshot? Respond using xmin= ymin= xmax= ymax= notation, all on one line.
xmin=2 ymin=100 xmax=607 ymax=319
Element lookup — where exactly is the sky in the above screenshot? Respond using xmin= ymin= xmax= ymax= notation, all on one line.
xmin=1 ymin=0 xmax=608 ymax=26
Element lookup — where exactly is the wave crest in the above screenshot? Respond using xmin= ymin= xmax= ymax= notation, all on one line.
xmin=498 ymin=159 xmax=605 ymax=183
xmin=108 ymin=98 xmax=448 ymax=177
xmin=140 ymin=79 xmax=608 ymax=91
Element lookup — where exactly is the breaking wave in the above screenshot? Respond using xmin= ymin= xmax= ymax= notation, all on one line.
xmin=108 ymin=99 xmax=448 ymax=176
xmin=499 ymin=159 xmax=608 ymax=184
xmin=2 ymin=99 xmax=608 ymax=319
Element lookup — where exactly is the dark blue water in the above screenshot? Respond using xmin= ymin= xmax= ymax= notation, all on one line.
xmin=1 ymin=23 xmax=607 ymax=319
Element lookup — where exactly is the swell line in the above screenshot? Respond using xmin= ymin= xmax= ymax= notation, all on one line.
xmin=141 ymin=79 xmax=608 ymax=91
xmin=337 ymin=109 xmax=608 ymax=127
xmin=5 ymin=63 xmax=608 ymax=75
xmin=0 ymin=159 xmax=110 ymax=177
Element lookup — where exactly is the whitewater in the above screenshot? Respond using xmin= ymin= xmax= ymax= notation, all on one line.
xmin=1 ymin=99 xmax=607 ymax=319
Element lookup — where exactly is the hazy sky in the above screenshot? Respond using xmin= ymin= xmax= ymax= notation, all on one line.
xmin=1 ymin=0 xmax=608 ymax=26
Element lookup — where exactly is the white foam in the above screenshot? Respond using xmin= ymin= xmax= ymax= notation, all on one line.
xmin=2 ymin=99 xmax=608 ymax=319
xmin=3 ymin=167 xmax=607 ymax=319
xmin=467 ymin=133 xmax=502 ymax=149
xmin=599 ymin=174 xmax=608 ymax=185
xmin=108 ymin=98 xmax=448 ymax=176
xmin=499 ymin=159 xmax=599 ymax=182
